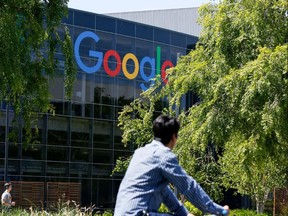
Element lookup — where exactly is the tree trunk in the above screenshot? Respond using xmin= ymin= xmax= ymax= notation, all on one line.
xmin=255 ymin=190 xmax=269 ymax=214
xmin=256 ymin=201 xmax=265 ymax=214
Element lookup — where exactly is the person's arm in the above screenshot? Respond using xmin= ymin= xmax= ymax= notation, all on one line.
xmin=1 ymin=194 xmax=10 ymax=207
xmin=1 ymin=194 xmax=15 ymax=207
xmin=160 ymin=185 xmax=189 ymax=216
xmin=160 ymin=152 xmax=227 ymax=215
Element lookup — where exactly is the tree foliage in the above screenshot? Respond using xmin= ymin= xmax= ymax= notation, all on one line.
xmin=116 ymin=0 xmax=288 ymax=207
xmin=0 ymin=0 xmax=76 ymax=143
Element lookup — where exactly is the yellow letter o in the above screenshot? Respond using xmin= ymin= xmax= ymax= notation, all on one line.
xmin=122 ymin=53 xmax=139 ymax=80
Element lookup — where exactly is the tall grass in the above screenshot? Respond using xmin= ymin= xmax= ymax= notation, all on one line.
xmin=1 ymin=199 xmax=113 ymax=216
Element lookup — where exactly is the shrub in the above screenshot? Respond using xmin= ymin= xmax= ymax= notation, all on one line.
xmin=103 ymin=210 xmax=113 ymax=216
xmin=158 ymin=203 xmax=170 ymax=213
xmin=158 ymin=202 xmax=202 ymax=216
xmin=230 ymin=209 xmax=270 ymax=216
xmin=183 ymin=201 xmax=202 ymax=216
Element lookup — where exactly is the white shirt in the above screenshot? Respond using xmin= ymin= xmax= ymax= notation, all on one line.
xmin=1 ymin=191 xmax=12 ymax=206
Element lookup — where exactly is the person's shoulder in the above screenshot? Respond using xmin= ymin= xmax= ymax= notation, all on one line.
xmin=1 ymin=191 xmax=8 ymax=199
xmin=148 ymin=141 xmax=171 ymax=153
xmin=153 ymin=144 xmax=177 ymax=162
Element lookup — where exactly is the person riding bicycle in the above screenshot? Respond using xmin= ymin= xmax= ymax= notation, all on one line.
xmin=114 ymin=115 xmax=229 ymax=216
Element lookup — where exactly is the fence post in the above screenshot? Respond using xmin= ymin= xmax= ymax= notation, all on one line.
xmin=273 ymin=188 xmax=276 ymax=216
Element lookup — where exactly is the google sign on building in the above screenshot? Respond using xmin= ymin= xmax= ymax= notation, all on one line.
xmin=74 ymin=31 xmax=174 ymax=91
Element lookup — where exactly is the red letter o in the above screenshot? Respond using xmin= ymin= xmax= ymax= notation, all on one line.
xmin=161 ymin=60 xmax=174 ymax=84
xmin=103 ymin=50 xmax=121 ymax=77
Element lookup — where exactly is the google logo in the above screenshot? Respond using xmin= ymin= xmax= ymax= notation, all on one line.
xmin=74 ymin=31 xmax=174 ymax=91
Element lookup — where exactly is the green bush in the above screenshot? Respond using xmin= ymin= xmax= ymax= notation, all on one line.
xmin=103 ymin=210 xmax=113 ymax=216
xmin=159 ymin=205 xmax=272 ymax=216
xmin=183 ymin=201 xmax=202 ymax=216
xmin=1 ymin=205 xmax=110 ymax=216
xmin=158 ymin=203 xmax=170 ymax=213
xmin=2 ymin=208 xmax=30 ymax=216
xmin=158 ymin=202 xmax=202 ymax=216
xmin=230 ymin=209 xmax=269 ymax=216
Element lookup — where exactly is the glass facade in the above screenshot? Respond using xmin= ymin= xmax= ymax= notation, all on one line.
xmin=0 ymin=9 xmax=198 ymax=209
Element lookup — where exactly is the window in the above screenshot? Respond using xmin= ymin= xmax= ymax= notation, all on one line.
xmin=101 ymin=105 xmax=114 ymax=120
xmin=96 ymin=15 xmax=116 ymax=33
xmin=154 ymin=43 xmax=171 ymax=62
xmin=48 ymin=116 xmax=68 ymax=146
xmin=47 ymin=146 xmax=69 ymax=161
xmin=0 ymin=126 xmax=5 ymax=142
xmin=154 ymin=28 xmax=170 ymax=44
xmin=93 ymin=120 xmax=113 ymax=149
xmin=72 ymin=73 xmax=85 ymax=102
xmin=8 ymin=144 xmax=19 ymax=159
xmin=0 ymin=143 xmax=4 ymax=158
xmin=22 ymin=160 xmax=44 ymax=176
xmin=116 ymin=35 xmax=135 ymax=55
xmin=71 ymin=147 xmax=90 ymax=162
xmin=136 ymin=24 xmax=153 ymax=41
xmin=116 ymin=78 xmax=134 ymax=106
xmin=101 ymin=76 xmax=116 ymax=105
xmin=92 ymin=164 xmax=112 ymax=178
xmin=71 ymin=102 xmax=93 ymax=117
xmin=171 ymin=32 xmax=186 ymax=47
xmin=135 ymin=39 xmax=154 ymax=59
xmin=117 ymin=20 xmax=135 ymax=37
xmin=71 ymin=118 xmax=90 ymax=147
xmin=22 ymin=145 xmax=42 ymax=160
xmin=95 ymin=31 xmax=116 ymax=52
xmin=70 ymin=162 xmax=91 ymax=178
xmin=49 ymin=72 xmax=64 ymax=100
xmin=47 ymin=161 xmax=69 ymax=177
xmin=93 ymin=149 xmax=112 ymax=164
xmin=74 ymin=11 xmax=95 ymax=29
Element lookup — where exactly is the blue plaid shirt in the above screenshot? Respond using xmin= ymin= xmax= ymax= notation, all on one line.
xmin=114 ymin=140 xmax=225 ymax=216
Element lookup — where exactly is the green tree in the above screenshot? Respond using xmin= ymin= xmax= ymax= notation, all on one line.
xmin=221 ymin=132 xmax=286 ymax=213
xmin=0 ymin=0 xmax=75 ymax=142
xmin=217 ymin=45 xmax=288 ymax=213
xmin=116 ymin=0 xmax=288 ymax=210
xmin=168 ymin=0 xmax=287 ymax=212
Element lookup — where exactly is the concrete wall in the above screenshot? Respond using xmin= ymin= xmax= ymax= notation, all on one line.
xmin=106 ymin=7 xmax=201 ymax=37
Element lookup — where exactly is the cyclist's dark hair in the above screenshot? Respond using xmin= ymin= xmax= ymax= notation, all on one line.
xmin=4 ymin=182 xmax=11 ymax=190
xmin=153 ymin=115 xmax=180 ymax=145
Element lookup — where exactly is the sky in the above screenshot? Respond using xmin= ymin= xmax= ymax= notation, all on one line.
xmin=68 ymin=0 xmax=217 ymax=14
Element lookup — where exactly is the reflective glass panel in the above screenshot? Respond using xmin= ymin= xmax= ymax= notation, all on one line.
xmin=71 ymin=147 xmax=90 ymax=163
xmin=47 ymin=161 xmax=69 ymax=177
xmin=171 ymin=32 xmax=186 ymax=47
xmin=71 ymin=118 xmax=90 ymax=148
xmin=96 ymin=15 xmax=116 ymax=33
xmin=48 ymin=116 xmax=68 ymax=146
xmin=47 ymin=146 xmax=69 ymax=161
xmin=93 ymin=120 xmax=113 ymax=149
xmin=117 ymin=20 xmax=135 ymax=37
xmin=136 ymin=24 xmax=153 ymax=41
xmin=154 ymin=28 xmax=170 ymax=44
xmin=93 ymin=149 xmax=113 ymax=164
xmin=74 ymin=10 xmax=95 ymax=29
xmin=116 ymin=78 xmax=134 ymax=107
